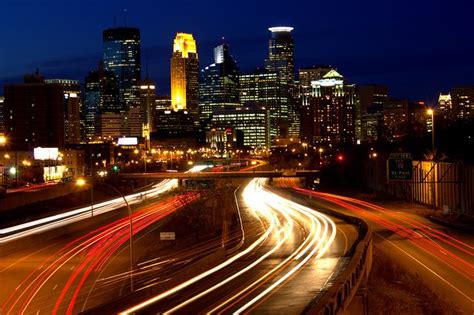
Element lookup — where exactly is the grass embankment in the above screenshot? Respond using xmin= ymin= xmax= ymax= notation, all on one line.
xmin=367 ymin=249 xmax=462 ymax=315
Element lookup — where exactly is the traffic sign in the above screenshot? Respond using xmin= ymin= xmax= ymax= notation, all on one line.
xmin=387 ymin=153 xmax=413 ymax=181
xmin=160 ymin=232 xmax=175 ymax=241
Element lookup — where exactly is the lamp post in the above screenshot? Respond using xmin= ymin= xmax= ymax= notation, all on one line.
xmin=427 ymin=108 xmax=435 ymax=159
xmin=427 ymin=108 xmax=436 ymax=211
xmin=76 ymin=178 xmax=134 ymax=292
xmin=318 ymin=148 xmax=324 ymax=166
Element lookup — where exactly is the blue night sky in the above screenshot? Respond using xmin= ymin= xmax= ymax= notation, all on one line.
xmin=1 ymin=0 xmax=473 ymax=102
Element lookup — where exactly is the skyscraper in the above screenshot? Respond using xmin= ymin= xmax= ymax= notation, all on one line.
xmin=450 ymin=86 xmax=474 ymax=119
xmin=45 ymin=79 xmax=82 ymax=144
xmin=304 ymin=70 xmax=355 ymax=144
xmin=83 ymin=64 xmax=119 ymax=140
xmin=264 ymin=26 xmax=297 ymax=139
xmin=437 ymin=93 xmax=453 ymax=120
xmin=171 ymin=33 xmax=199 ymax=111
xmin=103 ymin=27 xmax=141 ymax=109
xmin=3 ymin=72 xmax=65 ymax=149
xmin=356 ymin=84 xmax=388 ymax=142
xmin=199 ymin=43 xmax=240 ymax=123
xmin=0 ymin=96 xmax=4 ymax=132
xmin=299 ymin=66 xmax=334 ymax=143
xmin=210 ymin=104 xmax=270 ymax=149
xmin=240 ymin=69 xmax=285 ymax=141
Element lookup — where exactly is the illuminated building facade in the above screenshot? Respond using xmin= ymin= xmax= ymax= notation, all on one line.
xmin=103 ymin=27 xmax=141 ymax=109
xmin=84 ymin=64 xmax=119 ymax=140
xmin=3 ymin=72 xmax=65 ymax=150
xmin=438 ymin=93 xmax=452 ymax=112
xmin=299 ymin=66 xmax=333 ymax=98
xmin=299 ymin=66 xmax=334 ymax=143
xmin=305 ymin=70 xmax=355 ymax=144
xmin=451 ymin=86 xmax=474 ymax=119
xmin=45 ymin=79 xmax=82 ymax=144
xmin=199 ymin=43 xmax=240 ymax=123
xmin=265 ymin=26 xmax=298 ymax=139
xmin=171 ymin=33 xmax=199 ymax=111
xmin=240 ymin=69 xmax=285 ymax=143
xmin=139 ymin=78 xmax=156 ymax=147
xmin=356 ymin=84 xmax=388 ymax=142
xmin=210 ymin=104 xmax=270 ymax=148
xmin=383 ymin=98 xmax=409 ymax=142
xmin=0 ymin=96 xmax=4 ymax=132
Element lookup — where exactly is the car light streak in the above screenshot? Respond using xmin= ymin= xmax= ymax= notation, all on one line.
xmin=0 ymin=165 xmax=208 ymax=243
xmin=0 ymin=193 xmax=199 ymax=315
xmin=120 ymin=178 xmax=337 ymax=314
xmin=293 ymin=188 xmax=474 ymax=281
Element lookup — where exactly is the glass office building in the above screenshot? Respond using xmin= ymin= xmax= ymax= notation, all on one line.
xmin=103 ymin=27 xmax=141 ymax=110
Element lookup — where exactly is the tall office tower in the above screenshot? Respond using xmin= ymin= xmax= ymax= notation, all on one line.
xmin=304 ymin=70 xmax=355 ymax=144
xmin=84 ymin=65 xmax=119 ymax=140
xmin=265 ymin=26 xmax=297 ymax=139
xmin=139 ymin=78 xmax=156 ymax=147
xmin=210 ymin=104 xmax=270 ymax=149
xmin=299 ymin=66 xmax=333 ymax=96
xmin=199 ymin=43 xmax=240 ymax=124
xmin=45 ymin=79 xmax=82 ymax=144
xmin=0 ymin=96 xmax=4 ymax=132
xmin=3 ymin=71 xmax=65 ymax=149
xmin=437 ymin=93 xmax=453 ymax=120
xmin=383 ymin=98 xmax=409 ymax=142
xmin=450 ymin=86 xmax=474 ymax=119
xmin=240 ymin=68 xmax=285 ymax=142
xmin=103 ymin=27 xmax=141 ymax=109
xmin=299 ymin=66 xmax=334 ymax=143
xmin=356 ymin=84 xmax=388 ymax=142
xmin=171 ymin=33 xmax=199 ymax=111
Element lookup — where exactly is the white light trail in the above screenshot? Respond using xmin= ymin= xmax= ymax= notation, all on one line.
xmin=119 ymin=178 xmax=337 ymax=314
xmin=0 ymin=166 xmax=207 ymax=243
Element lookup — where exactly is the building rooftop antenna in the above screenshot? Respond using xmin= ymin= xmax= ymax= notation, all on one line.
xmin=123 ymin=9 xmax=127 ymax=27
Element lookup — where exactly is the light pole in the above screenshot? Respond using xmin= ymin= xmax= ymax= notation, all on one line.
xmin=76 ymin=178 xmax=134 ymax=292
xmin=427 ymin=108 xmax=436 ymax=211
xmin=427 ymin=108 xmax=435 ymax=160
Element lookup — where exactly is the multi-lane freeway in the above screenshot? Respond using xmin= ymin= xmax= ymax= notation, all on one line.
xmin=0 ymin=175 xmax=360 ymax=314
xmin=112 ymin=178 xmax=358 ymax=314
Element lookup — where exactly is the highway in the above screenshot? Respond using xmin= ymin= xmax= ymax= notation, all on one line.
xmin=0 ymin=170 xmax=360 ymax=314
xmin=291 ymin=186 xmax=474 ymax=314
xmin=0 ymin=192 xmax=200 ymax=314
xmin=115 ymin=178 xmax=358 ymax=314
xmin=0 ymin=165 xmax=208 ymax=243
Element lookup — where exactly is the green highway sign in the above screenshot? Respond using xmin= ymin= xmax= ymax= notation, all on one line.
xmin=387 ymin=153 xmax=413 ymax=181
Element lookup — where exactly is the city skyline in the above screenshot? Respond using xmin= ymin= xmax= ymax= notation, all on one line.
xmin=1 ymin=0 xmax=473 ymax=102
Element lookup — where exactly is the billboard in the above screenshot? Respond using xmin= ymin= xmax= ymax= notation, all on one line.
xmin=34 ymin=147 xmax=59 ymax=160
xmin=117 ymin=137 xmax=138 ymax=146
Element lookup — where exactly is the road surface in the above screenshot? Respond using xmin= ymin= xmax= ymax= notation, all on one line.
xmin=292 ymin=186 xmax=474 ymax=314
xmin=115 ymin=178 xmax=359 ymax=314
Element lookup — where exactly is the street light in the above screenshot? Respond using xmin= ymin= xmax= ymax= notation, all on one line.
xmin=427 ymin=108 xmax=435 ymax=160
xmin=0 ymin=135 xmax=6 ymax=145
xmin=9 ymin=167 xmax=16 ymax=175
xmin=76 ymin=178 xmax=135 ymax=292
